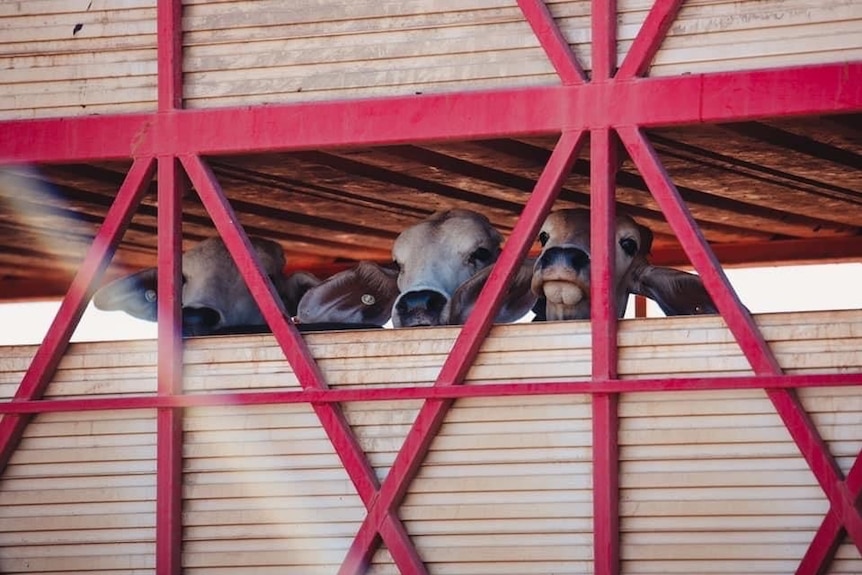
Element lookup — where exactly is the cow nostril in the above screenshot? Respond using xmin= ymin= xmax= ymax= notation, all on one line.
xmin=540 ymin=246 xmax=590 ymax=270
xmin=182 ymin=307 xmax=222 ymax=331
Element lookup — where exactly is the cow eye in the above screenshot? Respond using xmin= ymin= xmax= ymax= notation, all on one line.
xmin=469 ymin=247 xmax=492 ymax=264
xmin=538 ymin=232 xmax=550 ymax=247
xmin=620 ymin=237 xmax=638 ymax=256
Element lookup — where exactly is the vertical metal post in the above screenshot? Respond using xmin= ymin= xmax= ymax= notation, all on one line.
xmin=155 ymin=156 xmax=184 ymax=575
xmin=591 ymin=0 xmax=617 ymax=80
xmin=590 ymin=2 xmax=620 ymax=571
xmin=155 ymin=0 xmax=185 ymax=572
xmin=591 ymin=127 xmax=620 ymax=575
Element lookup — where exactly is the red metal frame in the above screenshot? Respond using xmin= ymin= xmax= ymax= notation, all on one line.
xmin=155 ymin=155 xmax=184 ymax=575
xmin=2 ymin=65 xmax=860 ymax=164
xmin=590 ymin=126 xmax=621 ymax=575
xmin=0 ymin=1 xmax=860 ymax=574
xmin=0 ymin=157 xmax=156 ymax=468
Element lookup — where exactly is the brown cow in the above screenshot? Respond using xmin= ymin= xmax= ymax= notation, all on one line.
xmin=530 ymin=208 xmax=717 ymax=320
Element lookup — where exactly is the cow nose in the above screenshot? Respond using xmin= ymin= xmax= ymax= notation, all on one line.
xmin=539 ymin=246 xmax=590 ymax=270
xmin=182 ymin=306 xmax=222 ymax=335
xmin=396 ymin=290 xmax=448 ymax=324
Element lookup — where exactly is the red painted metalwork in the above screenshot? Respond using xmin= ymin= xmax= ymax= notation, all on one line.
xmin=2 ymin=63 xmax=861 ymax=164
xmin=181 ymin=155 xmax=428 ymax=573
xmin=616 ymin=0 xmax=685 ymax=79
xmin=157 ymin=0 xmax=183 ymax=111
xmin=517 ymin=0 xmax=586 ymax=84
xmin=0 ymin=0 xmax=860 ymax=573
xmin=618 ymin=126 xmax=781 ymax=373
xmin=3 ymin=372 xmax=862 ymax=415
xmin=339 ymin=131 xmax=586 ymax=574
xmin=155 ymin=156 xmax=184 ymax=575
xmin=0 ymin=157 xmax=156 ymax=472
xmin=591 ymin=0 xmax=617 ymax=80
xmin=766 ymin=390 xmax=862 ymax=555
xmin=155 ymin=3 xmax=184 ymax=571
xmin=799 ymin=454 xmax=862 ymax=574
xmin=618 ymin=124 xmax=862 ymax=570
xmin=590 ymin=127 xmax=620 ymax=575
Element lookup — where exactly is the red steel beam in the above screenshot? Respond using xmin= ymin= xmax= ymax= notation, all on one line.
xmin=156 ymin=0 xmax=185 ymax=575
xmin=591 ymin=127 xmax=620 ymax=575
xmin=3 ymin=372 xmax=862 ymax=415
xmin=517 ymin=0 xmax=586 ymax=84
xmin=339 ymin=131 xmax=586 ymax=574
xmin=618 ymin=126 xmax=781 ymax=374
xmin=0 ymin=157 xmax=156 ymax=472
xmin=155 ymin=156 xmax=184 ymax=575
xmin=179 ymin=156 xmax=429 ymax=572
xmin=616 ymin=0 xmax=686 ymax=79
xmin=157 ymin=0 xmax=183 ymax=111
xmin=155 ymin=2 xmax=184 ymax=569
xmin=591 ymin=0 xmax=617 ymax=80
xmin=2 ymin=63 xmax=861 ymax=164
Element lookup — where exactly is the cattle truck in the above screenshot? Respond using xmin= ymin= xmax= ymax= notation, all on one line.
xmin=0 ymin=1 xmax=860 ymax=573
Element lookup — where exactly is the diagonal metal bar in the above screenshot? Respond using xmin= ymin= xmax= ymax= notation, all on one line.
xmin=517 ymin=0 xmax=586 ymax=84
xmin=591 ymin=0 xmax=618 ymax=80
xmin=797 ymin=452 xmax=862 ymax=574
xmin=0 ymin=156 xmax=156 ymax=472
xmin=616 ymin=0 xmax=685 ymax=79
xmin=179 ymin=155 xmax=427 ymax=571
xmin=338 ymin=130 xmax=587 ymax=574
xmin=617 ymin=125 xmax=862 ymax=563
xmin=591 ymin=127 xmax=621 ymax=575
xmin=617 ymin=126 xmax=780 ymax=374
xmin=155 ymin=156 xmax=184 ymax=575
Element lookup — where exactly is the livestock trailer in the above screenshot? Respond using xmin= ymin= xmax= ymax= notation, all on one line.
xmin=0 ymin=1 xmax=860 ymax=574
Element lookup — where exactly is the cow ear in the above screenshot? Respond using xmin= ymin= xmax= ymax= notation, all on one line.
xmin=92 ymin=268 xmax=160 ymax=322
xmin=446 ymin=259 xmax=537 ymax=325
xmin=297 ymin=262 xmax=399 ymax=327
xmin=630 ymin=265 xmax=718 ymax=316
xmin=274 ymin=271 xmax=321 ymax=317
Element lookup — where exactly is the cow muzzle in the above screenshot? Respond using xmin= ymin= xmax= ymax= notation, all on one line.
xmin=532 ymin=246 xmax=591 ymax=321
xmin=182 ymin=306 xmax=223 ymax=336
xmin=393 ymin=289 xmax=449 ymax=327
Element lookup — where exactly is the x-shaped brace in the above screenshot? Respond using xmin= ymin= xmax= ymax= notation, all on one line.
xmin=337 ymin=131 xmax=587 ymax=573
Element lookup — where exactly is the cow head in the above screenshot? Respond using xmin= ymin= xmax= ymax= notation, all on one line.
xmin=93 ymin=236 xmax=319 ymax=336
xmin=392 ymin=209 xmax=536 ymax=327
xmin=293 ymin=209 xmax=536 ymax=328
xmin=529 ymin=208 xmax=718 ymax=320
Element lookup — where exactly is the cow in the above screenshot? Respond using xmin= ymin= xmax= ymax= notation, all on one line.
xmin=295 ymin=209 xmax=536 ymax=327
xmin=530 ymin=208 xmax=718 ymax=320
xmin=93 ymin=236 xmax=320 ymax=336
xmin=301 ymin=207 xmax=717 ymax=327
